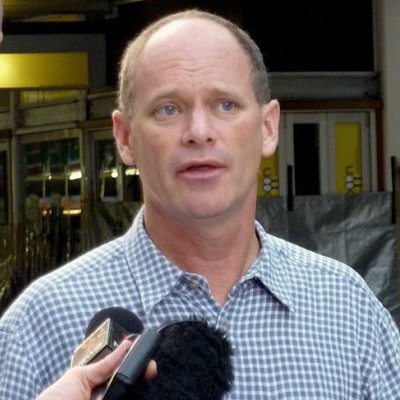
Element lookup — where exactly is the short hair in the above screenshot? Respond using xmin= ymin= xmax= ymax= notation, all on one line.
xmin=117 ymin=9 xmax=271 ymax=116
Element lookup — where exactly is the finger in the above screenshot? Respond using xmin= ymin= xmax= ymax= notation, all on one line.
xmin=144 ymin=360 xmax=158 ymax=381
xmin=85 ymin=339 xmax=133 ymax=388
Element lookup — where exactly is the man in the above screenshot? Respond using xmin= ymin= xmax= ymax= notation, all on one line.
xmin=1 ymin=9 xmax=400 ymax=400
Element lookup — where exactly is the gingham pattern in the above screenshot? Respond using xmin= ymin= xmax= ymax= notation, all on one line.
xmin=1 ymin=206 xmax=400 ymax=399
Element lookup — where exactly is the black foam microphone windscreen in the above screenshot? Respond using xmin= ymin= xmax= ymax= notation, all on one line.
xmin=129 ymin=320 xmax=234 ymax=400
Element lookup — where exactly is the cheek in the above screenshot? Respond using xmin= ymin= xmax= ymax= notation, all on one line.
xmin=130 ymin=119 xmax=182 ymax=187
xmin=133 ymin=135 xmax=171 ymax=181
xmin=233 ymin=119 xmax=264 ymax=155
xmin=230 ymin=122 xmax=264 ymax=176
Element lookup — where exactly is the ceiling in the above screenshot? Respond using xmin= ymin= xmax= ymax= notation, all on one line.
xmin=2 ymin=0 xmax=144 ymax=23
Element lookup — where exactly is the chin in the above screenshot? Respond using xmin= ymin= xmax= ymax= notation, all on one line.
xmin=179 ymin=199 xmax=236 ymax=222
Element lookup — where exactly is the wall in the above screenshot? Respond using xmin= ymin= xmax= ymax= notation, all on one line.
xmin=378 ymin=0 xmax=400 ymax=189
xmin=0 ymin=34 xmax=106 ymax=88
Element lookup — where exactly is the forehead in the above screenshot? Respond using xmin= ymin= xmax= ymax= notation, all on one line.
xmin=139 ymin=18 xmax=249 ymax=71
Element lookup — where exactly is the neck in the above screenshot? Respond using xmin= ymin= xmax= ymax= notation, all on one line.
xmin=144 ymin=205 xmax=260 ymax=305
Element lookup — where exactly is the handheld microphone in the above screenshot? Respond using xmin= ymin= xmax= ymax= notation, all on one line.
xmin=99 ymin=328 xmax=161 ymax=400
xmin=71 ymin=307 xmax=161 ymax=400
xmin=71 ymin=307 xmax=144 ymax=367
xmin=85 ymin=307 xmax=144 ymax=338
xmin=74 ymin=309 xmax=234 ymax=400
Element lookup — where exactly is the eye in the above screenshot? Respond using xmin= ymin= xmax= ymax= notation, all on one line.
xmin=220 ymin=101 xmax=235 ymax=112
xmin=156 ymin=104 xmax=178 ymax=117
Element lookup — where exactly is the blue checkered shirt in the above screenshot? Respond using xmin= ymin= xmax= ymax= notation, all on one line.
xmin=1 ymin=206 xmax=400 ymax=399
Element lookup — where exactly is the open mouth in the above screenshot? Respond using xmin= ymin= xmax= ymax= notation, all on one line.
xmin=185 ymin=164 xmax=217 ymax=171
xmin=178 ymin=161 xmax=225 ymax=179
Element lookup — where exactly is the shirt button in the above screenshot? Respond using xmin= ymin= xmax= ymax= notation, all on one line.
xmin=188 ymin=280 xmax=200 ymax=290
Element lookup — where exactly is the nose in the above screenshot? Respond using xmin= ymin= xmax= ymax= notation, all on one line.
xmin=183 ymin=105 xmax=216 ymax=146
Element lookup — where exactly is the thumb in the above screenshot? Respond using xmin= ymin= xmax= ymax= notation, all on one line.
xmin=84 ymin=339 xmax=133 ymax=388
xmin=36 ymin=341 xmax=133 ymax=400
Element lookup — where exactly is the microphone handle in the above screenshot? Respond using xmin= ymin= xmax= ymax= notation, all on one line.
xmin=93 ymin=328 xmax=161 ymax=400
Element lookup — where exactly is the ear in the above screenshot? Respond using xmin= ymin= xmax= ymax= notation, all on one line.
xmin=112 ymin=110 xmax=136 ymax=166
xmin=261 ymin=100 xmax=280 ymax=158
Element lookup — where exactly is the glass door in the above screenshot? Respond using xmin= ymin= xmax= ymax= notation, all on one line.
xmin=90 ymin=129 xmax=142 ymax=203
xmin=327 ymin=112 xmax=374 ymax=194
xmin=280 ymin=111 xmax=375 ymax=195
xmin=19 ymin=129 xmax=83 ymax=263
xmin=285 ymin=113 xmax=329 ymax=195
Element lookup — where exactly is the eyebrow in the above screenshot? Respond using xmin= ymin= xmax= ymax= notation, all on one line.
xmin=148 ymin=85 xmax=243 ymax=104
xmin=150 ymin=87 xmax=181 ymax=101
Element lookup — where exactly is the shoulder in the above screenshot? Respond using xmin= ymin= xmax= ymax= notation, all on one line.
xmin=267 ymin=235 xmax=400 ymax=395
xmin=261 ymin=229 xmax=400 ymax=335
xmin=263 ymin=230 xmax=365 ymax=287
xmin=260 ymin=230 xmax=386 ymax=319
xmin=0 ymin=234 xmax=139 ymax=392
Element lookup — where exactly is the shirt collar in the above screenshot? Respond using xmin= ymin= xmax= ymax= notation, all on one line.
xmin=124 ymin=207 xmax=294 ymax=314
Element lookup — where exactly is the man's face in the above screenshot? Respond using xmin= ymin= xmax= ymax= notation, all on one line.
xmin=114 ymin=18 xmax=279 ymax=224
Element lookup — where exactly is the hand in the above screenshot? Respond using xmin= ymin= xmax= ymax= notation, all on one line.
xmin=37 ymin=340 xmax=157 ymax=400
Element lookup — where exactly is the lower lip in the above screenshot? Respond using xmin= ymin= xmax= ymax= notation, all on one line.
xmin=179 ymin=166 xmax=224 ymax=180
